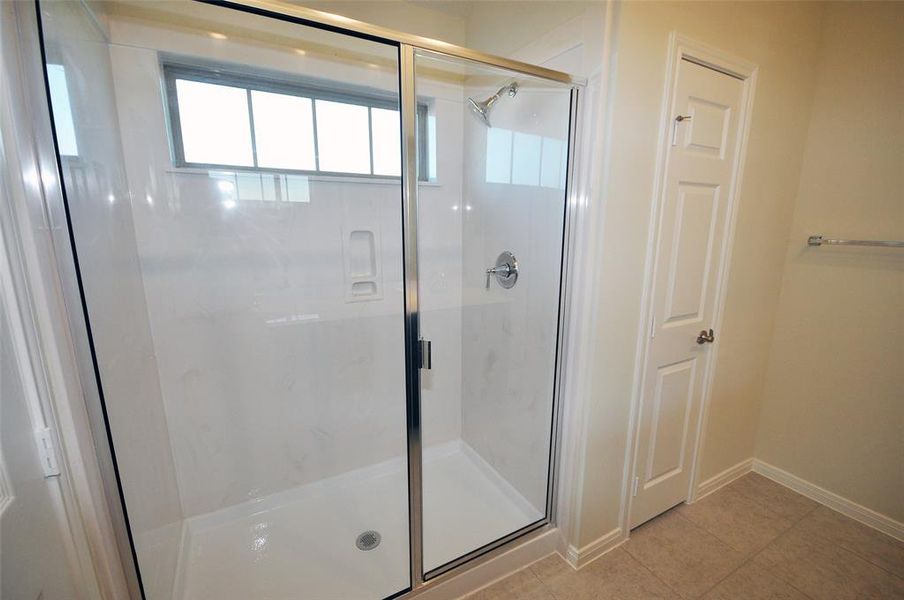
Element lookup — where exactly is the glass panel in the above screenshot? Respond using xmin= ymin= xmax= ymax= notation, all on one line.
xmin=176 ymin=79 xmax=254 ymax=166
xmin=414 ymin=49 xmax=572 ymax=574
xmin=315 ymin=99 xmax=371 ymax=173
xmin=37 ymin=2 xmax=409 ymax=599
xmin=251 ymin=90 xmax=316 ymax=170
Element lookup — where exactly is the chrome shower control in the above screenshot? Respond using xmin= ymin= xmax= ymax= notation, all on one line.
xmin=486 ymin=251 xmax=518 ymax=289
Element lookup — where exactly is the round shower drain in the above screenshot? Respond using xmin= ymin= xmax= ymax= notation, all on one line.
xmin=356 ymin=530 xmax=381 ymax=551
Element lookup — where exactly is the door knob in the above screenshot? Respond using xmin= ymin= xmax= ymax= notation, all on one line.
xmin=671 ymin=114 xmax=693 ymax=145
xmin=696 ymin=328 xmax=715 ymax=344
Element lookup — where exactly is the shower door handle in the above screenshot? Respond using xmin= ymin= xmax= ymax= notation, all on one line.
xmin=418 ymin=339 xmax=432 ymax=370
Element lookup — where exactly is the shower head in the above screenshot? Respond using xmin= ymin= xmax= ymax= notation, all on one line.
xmin=467 ymin=81 xmax=518 ymax=127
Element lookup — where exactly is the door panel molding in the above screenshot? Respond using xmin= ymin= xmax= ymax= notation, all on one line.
xmin=624 ymin=32 xmax=758 ymax=531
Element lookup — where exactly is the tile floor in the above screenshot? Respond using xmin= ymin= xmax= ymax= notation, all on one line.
xmin=463 ymin=473 xmax=904 ymax=599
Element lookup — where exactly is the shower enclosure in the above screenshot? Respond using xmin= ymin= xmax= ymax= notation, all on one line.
xmin=25 ymin=0 xmax=579 ymax=597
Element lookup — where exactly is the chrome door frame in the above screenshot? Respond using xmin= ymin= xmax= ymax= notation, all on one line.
xmin=18 ymin=0 xmax=586 ymax=596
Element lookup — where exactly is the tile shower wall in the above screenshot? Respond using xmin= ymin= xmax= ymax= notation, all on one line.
xmin=106 ymin=13 xmax=464 ymax=519
xmin=460 ymin=84 xmax=570 ymax=513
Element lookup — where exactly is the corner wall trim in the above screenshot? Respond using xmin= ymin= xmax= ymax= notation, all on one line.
xmin=692 ymin=458 xmax=753 ymax=502
xmin=564 ymin=527 xmax=625 ymax=569
xmin=752 ymin=460 xmax=904 ymax=542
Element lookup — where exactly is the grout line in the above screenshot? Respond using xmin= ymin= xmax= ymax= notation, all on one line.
xmin=743 ymin=527 xmax=817 ymax=599
xmin=622 ymin=547 xmax=684 ymax=598
xmin=524 ymin=561 xmax=559 ymax=600
xmin=689 ymin=474 xmax=824 ymax=598
xmin=784 ymin=510 xmax=904 ymax=582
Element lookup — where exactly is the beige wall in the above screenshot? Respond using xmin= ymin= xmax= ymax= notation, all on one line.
xmin=755 ymin=2 xmax=904 ymax=523
xmin=574 ymin=1 xmax=826 ymax=548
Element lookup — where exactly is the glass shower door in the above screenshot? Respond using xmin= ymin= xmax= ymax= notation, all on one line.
xmin=414 ymin=49 xmax=574 ymax=574
xmin=37 ymin=2 xmax=410 ymax=598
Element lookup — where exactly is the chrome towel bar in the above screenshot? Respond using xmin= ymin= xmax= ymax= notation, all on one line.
xmin=807 ymin=235 xmax=904 ymax=248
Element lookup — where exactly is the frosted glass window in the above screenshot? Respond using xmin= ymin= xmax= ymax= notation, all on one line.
xmin=540 ymin=137 xmax=564 ymax=189
xmin=251 ymin=91 xmax=315 ymax=170
xmin=46 ymin=64 xmax=78 ymax=156
xmin=370 ymin=108 xmax=401 ymax=176
xmin=485 ymin=128 xmax=513 ymax=184
xmin=512 ymin=132 xmax=541 ymax=186
xmin=315 ymin=100 xmax=370 ymax=174
xmin=176 ymin=79 xmax=253 ymax=166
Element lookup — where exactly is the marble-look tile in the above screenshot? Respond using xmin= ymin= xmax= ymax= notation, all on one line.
xmin=753 ymin=526 xmax=904 ymax=599
xmin=726 ymin=474 xmax=819 ymax=522
xmin=463 ymin=567 xmax=552 ymax=600
xmin=529 ymin=550 xmax=679 ymax=600
xmin=624 ymin=511 xmax=746 ymax=598
xmin=678 ymin=485 xmax=795 ymax=555
xmin=794 ymin=505 xmax=904 ymax=578
xmin=703 ymin=562 xmax=809 ymax=599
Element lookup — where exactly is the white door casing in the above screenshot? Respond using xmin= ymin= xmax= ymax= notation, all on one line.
xmin=630 ymin=58 xmax=747 ymax=528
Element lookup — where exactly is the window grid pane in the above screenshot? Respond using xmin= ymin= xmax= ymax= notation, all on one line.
xmin=370 ymin=107 xmax=402 ymax=177
xmin=250 ymin=90 xmax=317 ymax=171
xmin=175 ymin=79 xmax=254 ymax=167
xmin=168 ymin=69 xmax=413 ymax=179
xmin=314 ymin=99 xmax=371 ymax=174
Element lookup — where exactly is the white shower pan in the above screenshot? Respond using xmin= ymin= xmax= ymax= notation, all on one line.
xmin=172 ymin=441 xmax=542 ymax=600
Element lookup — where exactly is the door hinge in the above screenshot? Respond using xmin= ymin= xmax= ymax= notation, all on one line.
xmin=418 ymin=339 xmax=432 ymax=370
xmin=35 ymin=427 xmax=61 ymax=478
xmin=632 ymin=476 xmax=640 ymax=497
xmin=649 ymin=314 xmax=656 ymax=339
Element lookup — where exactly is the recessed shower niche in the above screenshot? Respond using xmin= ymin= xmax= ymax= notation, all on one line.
xmin=35 ymin=0 xmax=577 ymax=598
xmin=344 ymin=227 xmax=383 ymax=301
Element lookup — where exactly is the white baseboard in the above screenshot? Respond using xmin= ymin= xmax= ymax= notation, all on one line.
xmin=564 ymin=527 xmax=626 ymax=569
xmin=692 ymin=457 xmax=754 ymax=502
xmin=752 ymin=460 xmax=904 ymax=542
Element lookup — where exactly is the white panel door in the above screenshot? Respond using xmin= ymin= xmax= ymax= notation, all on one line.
xmin=631 ymin=59 xmax=745 ymax=528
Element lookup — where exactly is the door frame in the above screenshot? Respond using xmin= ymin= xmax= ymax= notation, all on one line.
xmin=624 ymin=33 xmax=758 ymax=531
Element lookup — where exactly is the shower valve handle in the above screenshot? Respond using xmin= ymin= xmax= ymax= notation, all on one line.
xmin=485 ymin=265 xmax=512 ymax=288
xmin=485 ymin=251 xmax=519 ymax=290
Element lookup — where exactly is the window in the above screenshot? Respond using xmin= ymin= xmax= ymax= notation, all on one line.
xmin=484 ymin=127 xmax=567 ymax=189
xmin=164 ymin=64 xmax=430 ymax=180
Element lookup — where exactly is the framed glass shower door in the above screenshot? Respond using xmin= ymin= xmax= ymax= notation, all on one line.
xmin=412 ymin=49 xmax=575 ymax=576
xmin=36 ymin=1 xmax=411 ymax=598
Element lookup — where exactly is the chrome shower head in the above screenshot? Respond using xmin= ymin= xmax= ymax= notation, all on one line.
xmin=467 ymin=81 xmax=518 ymax=127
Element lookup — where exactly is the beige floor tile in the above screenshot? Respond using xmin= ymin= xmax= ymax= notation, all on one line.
xmin=794 ymin=505 xmax=904 ymax=578
xmin=529 ymin=549 xmax=679 ymax=600
xmin=703 ymin=562 xmax=809 ymax=599
xmin=462 ymin=567 xmax=552 ymax=600
xmin=678 ymin=484 xmax=796 ymax=556
xmin=726 ymin=474 xmax=819 ymax=522
xmin=752 ymin=525 xmax=904 ymax=599
xmin=624 ymin=511 xmax=746 ymax=598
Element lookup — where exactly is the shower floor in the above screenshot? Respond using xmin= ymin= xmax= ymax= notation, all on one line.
xmin=174 ymin=441 xmax=543 ymax=600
